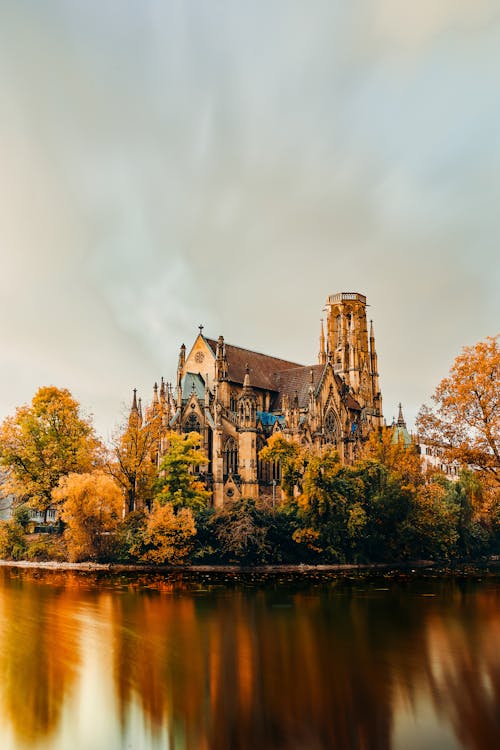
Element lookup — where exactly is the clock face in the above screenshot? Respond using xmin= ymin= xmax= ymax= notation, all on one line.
xmin=194 ymin=351 xmax=205 ymax=364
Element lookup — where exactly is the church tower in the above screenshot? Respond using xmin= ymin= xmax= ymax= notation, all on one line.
xmin=324 ymin=292 xmax=383 ymax=422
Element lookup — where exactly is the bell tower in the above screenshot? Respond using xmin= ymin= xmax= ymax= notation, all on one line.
xmin=324 ymin=292 xmax=383 ymax=421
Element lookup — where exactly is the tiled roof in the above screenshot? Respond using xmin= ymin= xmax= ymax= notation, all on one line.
xmin=205 ymin=338 xmax=301 ymax=390
xmin=204 ymin=337 xmax=362 ymax=412
xmin=271 ymin=365 xmax=325 ymax=410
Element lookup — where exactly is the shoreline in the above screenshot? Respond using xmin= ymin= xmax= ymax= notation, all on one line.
xmin=1 ymin=558 xmax=499 ymax=576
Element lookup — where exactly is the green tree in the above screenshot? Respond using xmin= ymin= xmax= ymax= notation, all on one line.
xmin=0 ymin=387 xmax=102 ymax=521
xmin=259 ymin=434 xmax=304 ymax=501
xmin=155 ymin=432 xmax=210 ymax=511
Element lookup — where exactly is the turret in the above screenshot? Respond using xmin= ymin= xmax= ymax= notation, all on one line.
xmin=215 ymin=335 xmax=228 ymax=382
xmin=238 ymin=365 xmax=257 ymax=429
xmin=237 ymin=365 xmax=258 ymax=496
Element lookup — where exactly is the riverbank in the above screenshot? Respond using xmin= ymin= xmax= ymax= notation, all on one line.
xmin=1 ymin=558 xmax=499 ymax=576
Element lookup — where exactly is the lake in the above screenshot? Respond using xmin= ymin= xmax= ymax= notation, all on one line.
xmin=0 ymin=567 xmax=498 ymax=750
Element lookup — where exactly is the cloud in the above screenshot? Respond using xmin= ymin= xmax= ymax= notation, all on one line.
xmin=0 ymin=1 xmax=498 ymax=437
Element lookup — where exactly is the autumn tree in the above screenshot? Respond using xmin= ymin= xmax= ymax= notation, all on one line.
xmin=140 ymin=502 xmax=196 ymax=564
xmin=56 ymin=471 xmax=124 ymax=561
xmin=363 ymin=426 xmax=424 ymax=488
xmin=155 ymin=432 xmax=209 ymax=511
xmin=107 ymin=402 xmax=161 ymax=514
xmin=417 ymin=336 xmax=499 ymax=486
xmin=0 ymin=387 xmax=102 ymax=521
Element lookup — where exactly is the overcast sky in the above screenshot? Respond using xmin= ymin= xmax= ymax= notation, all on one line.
xmin=0 ymin=0 xmax=499 ymax=440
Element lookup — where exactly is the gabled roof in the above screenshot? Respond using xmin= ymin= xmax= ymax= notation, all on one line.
xmin=182 ymin=372 xmax=205 ymax=401
xmin=205 ymin=338 xmax=301 ymax=390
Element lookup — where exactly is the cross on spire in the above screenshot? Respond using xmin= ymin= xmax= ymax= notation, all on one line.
xmin=198 ymin=324 xmax=204 ymax=334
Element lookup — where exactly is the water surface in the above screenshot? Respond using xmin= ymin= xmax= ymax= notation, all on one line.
xmin=0 ymin=568 xmax=498 ymax=750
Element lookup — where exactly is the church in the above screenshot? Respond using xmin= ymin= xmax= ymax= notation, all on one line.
xmin=131 ymin=292 xmax=383 ymax=506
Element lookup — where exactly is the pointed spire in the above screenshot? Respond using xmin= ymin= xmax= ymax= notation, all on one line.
xmin=370 ymin=319 xmax=375 ymax=340
xmin=319 ymin=319 xmax=327 ymax=365
xmin=129 ymin=388 xmax=139 ymax=428
xmin=138 ymin=397 xmax=143 ymax=423
xmin=397 ymin=403 xmax=406 ymax=428
xmin=131 ymin=388 xmax=138 ymax=413
xmin=160 ymin=377 xmax=166 ymax=400
xmin=152 ymin=382 xmax=159 ymax=404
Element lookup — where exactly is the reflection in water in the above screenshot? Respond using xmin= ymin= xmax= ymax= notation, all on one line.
xmin=0 ymin=570 xmax=499 ymax=750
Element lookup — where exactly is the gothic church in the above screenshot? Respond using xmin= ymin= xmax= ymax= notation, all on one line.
xmin=131 ymin=292 xmax=383 ymax=506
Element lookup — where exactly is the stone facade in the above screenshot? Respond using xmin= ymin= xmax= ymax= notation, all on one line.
xmin=133 ymin=292 xmax=383 ymax=507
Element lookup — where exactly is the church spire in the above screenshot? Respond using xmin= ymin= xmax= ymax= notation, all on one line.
xmin=319 ymin=319 xmax=327 ymax=365
xmin=397 ymin=403 xmax=406 ymax=429
xmin=129 ymin=388 xmax=140 ymax=428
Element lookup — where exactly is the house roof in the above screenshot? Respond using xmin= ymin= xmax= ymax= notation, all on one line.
xmin=205 ymin=337 xmax=301 ymax=390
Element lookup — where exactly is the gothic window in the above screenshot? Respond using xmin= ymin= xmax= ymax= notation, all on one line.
xmin=230 ymin=393 xmax=237 ymax=412
xmin=183 ymin=412 xmax=201 ymax=434
xmin=324 ymin=409 xmax=340 ymax=443
xmin=335 ymin=314 xmax=342 ymax=348
xmin=224 ymin=437 xmax=238 ymax=477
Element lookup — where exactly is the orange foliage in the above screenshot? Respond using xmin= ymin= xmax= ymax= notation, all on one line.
xmin=417 ymin=336 xmax=499 ymax=486
xmin=56 ymin=471 xmax=123 ymax=561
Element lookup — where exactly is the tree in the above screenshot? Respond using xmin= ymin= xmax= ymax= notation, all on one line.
xmin=0 ymin=387 xmax=102 ymax=521
xmin=55 ymin=471 xmax=124 ymax=562
xmin=417 ymin=336 xmax=499 ymax=486
xmin=140 ymin=502 xmax=196 ymax=564
xmin=213 ymin=498 xmax=270 ymax=563
xmin=259 ymin=433 xmax=304 ymax=501
xmin=363 ymin=427 xmax=423 ymax=488
xmin=107 ymin=404 xmax=163 ymax=514
xmin=155 ymin=432 xmax=210 ymax=511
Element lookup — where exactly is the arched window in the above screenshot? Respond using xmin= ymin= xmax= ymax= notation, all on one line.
xmin=224 ymin=437 xmax=238 ymax=477
xmin=324 ymin=409 xmax=340 ymax=443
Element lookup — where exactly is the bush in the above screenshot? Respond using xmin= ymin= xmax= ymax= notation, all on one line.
xmin=0 ymin=520 xmax=27 ymax=560
xmin=25 ymin=535 xmax=67 ymax=562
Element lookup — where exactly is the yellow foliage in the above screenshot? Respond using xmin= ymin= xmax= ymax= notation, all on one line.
xmin=292 ymin=527 xmax=322 ymax=553
xmin=0 ymin=386 xmax=102 ymax=517
xmin=107 ymin=412 xmax=162 ymax=513
xmin=363 ymin=427 xmax=423 ymax=488
xmin=141 ymin=501 xmax=196 ymax=564
xmin=56 ymin=471 xmax=123 ymax=562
